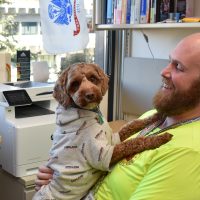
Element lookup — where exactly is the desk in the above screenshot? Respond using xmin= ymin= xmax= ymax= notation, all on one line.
xmin=0 ymin=120 xmax=127 ymax=200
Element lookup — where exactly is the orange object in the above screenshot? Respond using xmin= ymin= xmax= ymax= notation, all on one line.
xmin=182 ymin=17 xmax=200 ymax=22
xmin=6 ymin=63 xmax=11 ymax=82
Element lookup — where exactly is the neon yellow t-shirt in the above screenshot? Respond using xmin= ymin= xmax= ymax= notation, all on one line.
xmin=93 ymin=110 xmax=200 ymax=200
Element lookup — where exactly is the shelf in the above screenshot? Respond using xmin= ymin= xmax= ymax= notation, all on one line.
xmin=95 ymin=22 xmax=200 ymax=30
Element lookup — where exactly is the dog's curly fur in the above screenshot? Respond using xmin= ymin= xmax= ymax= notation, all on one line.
xmin=53 ymin=63 xmax=109 ymax=109
xmin=53 ymin=62 xmax=172 ymax=166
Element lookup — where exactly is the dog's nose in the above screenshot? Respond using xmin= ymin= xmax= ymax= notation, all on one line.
xmin=86 ymin=93 xmax=94 ymax=101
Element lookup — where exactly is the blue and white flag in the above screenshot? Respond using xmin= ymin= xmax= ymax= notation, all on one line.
xmin=39 ymin=0 xmax=89 ymax=54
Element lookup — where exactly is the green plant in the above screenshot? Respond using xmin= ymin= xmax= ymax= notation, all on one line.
xmin=60 ymin=48 xmax=94 ymax=71
xmin=0 ymin=0 xmax=18 ymax=55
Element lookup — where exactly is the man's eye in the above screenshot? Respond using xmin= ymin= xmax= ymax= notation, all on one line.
xmin=172 ymin=62 xmax=183 ymax=72
xmin=175 ymin=63 xmax=184 ymax=72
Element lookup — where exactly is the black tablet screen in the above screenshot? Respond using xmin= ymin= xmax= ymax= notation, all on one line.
xmin=3 ymin=90 xmax=32 ymax=106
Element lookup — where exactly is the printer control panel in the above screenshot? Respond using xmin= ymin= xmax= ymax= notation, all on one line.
xmin=3 ymin=89 xmax=32 ymax=106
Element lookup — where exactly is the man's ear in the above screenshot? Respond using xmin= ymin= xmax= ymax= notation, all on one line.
xmin=53 ymin=67 xmax=72 ymax=107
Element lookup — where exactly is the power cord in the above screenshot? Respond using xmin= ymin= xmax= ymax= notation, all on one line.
xmin=141 ymin=30 xmax=154 ymax=59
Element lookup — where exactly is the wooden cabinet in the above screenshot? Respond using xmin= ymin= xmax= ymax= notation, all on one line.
xmin=0 ymin=169 xmax=36 ymax=200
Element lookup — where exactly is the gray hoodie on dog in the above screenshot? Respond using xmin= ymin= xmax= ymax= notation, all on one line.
xmin=33 ymin=105 xmax=120 ymax=200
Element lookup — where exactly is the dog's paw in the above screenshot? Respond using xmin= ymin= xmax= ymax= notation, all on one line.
xmin=157 ymin=132 xmax=173 ymax=142
xmin=143 ymin=132 xmax=173 ymax=150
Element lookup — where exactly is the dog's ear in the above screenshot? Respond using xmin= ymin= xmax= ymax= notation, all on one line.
xmin=53 ymin=67 xmax=72 ymax=107
xmin=101 ymin=73 xmax=109 ymax=96
xmin=94 ymin=64 xmax=109 ymax=96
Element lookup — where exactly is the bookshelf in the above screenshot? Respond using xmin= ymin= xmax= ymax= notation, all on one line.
xmin=94 ymin=0 xmax=200 ymax=31
xmin=93 ymin=0 xmax=200 ymax=120
xmin=95 ymin=22 xmax=200 ymax=30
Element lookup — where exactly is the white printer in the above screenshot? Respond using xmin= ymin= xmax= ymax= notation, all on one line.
xmin=0 ymin=81 xmax=57 ymax=177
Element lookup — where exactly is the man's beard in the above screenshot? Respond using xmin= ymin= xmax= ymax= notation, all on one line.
xmin=153 ymin=77 xmax=200 ymax=116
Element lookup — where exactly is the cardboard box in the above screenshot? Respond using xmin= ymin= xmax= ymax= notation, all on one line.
xmin=109 ymin=120 xmax=127 ymax=133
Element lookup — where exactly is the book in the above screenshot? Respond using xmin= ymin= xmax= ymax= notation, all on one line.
xmin=139 ymin=0 xmax=150 ymax=23
xmin=106 ymin=0 xmax=114 ymax=24
xmin=114 ymin=0 xmax=122 ymax=24
xmin=121 ymin=0 xmax=128 ymax=24
xmin=155 ymin=0 xmax=161 ymax=22
xmin=140 ymin=0 xmax=147 ymax=23
xmin=146 ymin=0 xmax=151 ymax=23
xmin=126 ymin=0 xmax=132 ymax=23
xmin=134 ymin=0 xmax=141 ymax=24
xmin=130 ymin=0 xmax=135 ymax=24
xmin=150 ymin=0 xmax=156 ymax=23
xmin=113 ymin=0 xmax=118 ymax=23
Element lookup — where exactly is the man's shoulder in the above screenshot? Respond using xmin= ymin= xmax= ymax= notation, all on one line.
xmin=139 ymin=109 xmax=157 ymax=119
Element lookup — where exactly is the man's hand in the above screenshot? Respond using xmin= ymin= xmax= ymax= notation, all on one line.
xmin=35 ymin=165 xmax=53 ymax=191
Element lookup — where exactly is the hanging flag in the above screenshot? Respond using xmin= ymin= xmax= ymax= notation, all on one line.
xmin=39 ymin=0 xmax=89 ymax=54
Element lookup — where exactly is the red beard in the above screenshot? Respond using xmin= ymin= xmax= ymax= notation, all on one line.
xmin=153 ymin=77 xmax=200 ymax=116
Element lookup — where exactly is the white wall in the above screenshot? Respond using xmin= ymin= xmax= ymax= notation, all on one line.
xmin=131 ymin=28 xmax=200 ymax=59
xmin=122 ymin=0 xmax=200 ymax=120
xmin=131 ymin=0 xmax=200 ymax=59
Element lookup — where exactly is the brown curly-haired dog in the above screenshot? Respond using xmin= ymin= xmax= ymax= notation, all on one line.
xmin=53 ymin=62 xmax=108 ymax=109
xmin=32 ymin=62 xmax=173 ymax=199
xmin=53 ymin=63 xmax=172 ymax=166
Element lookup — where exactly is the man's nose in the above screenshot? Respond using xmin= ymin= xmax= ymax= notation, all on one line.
xmin=160 ymin=64 xmax=171 ymax=78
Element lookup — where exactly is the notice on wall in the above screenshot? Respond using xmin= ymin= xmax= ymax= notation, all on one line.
xmin=17 ymin=50 xmax=30 ymax=81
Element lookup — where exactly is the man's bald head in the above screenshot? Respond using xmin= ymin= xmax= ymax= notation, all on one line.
xmin=170 ymin=33 xmax=200 ymax=70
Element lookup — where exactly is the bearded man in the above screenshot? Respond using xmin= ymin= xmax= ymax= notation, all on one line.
xmin=35 ymin=33 xmax=200 ymax=200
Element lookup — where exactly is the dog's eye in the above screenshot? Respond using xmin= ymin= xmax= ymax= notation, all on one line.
xmin=89 ymin=75 xmax=99 ymax=84
xmin=70 ymin=81 xmax=80 ymax=91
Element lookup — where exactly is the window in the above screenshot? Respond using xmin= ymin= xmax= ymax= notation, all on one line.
xmin=21 ymin=22 xmax=38 ymax=35
xmin=0 ymin=0 xmax=102 ymax=82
